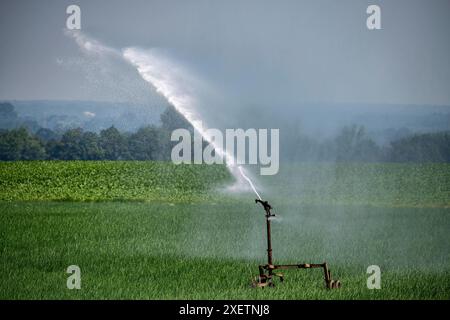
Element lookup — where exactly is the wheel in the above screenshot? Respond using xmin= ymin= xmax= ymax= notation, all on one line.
xmin=251 ymin=276 xmax=269 ymax=288
xmin=326 ymin=280 xmax=334 ymax=289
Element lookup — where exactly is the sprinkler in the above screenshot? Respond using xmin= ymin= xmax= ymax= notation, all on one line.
xmin=252 ymin=199 xmax=341 ymax=289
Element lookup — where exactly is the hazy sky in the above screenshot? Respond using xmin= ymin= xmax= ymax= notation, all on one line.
xmin=1 ymin=0 xmax=450 ymax=106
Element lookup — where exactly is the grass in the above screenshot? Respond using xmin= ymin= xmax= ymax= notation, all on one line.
xmin=0 ymin=161 xmax=449 ymax=299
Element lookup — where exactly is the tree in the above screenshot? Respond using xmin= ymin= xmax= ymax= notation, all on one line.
xmin=99 ymin=126 xmax=130 ymax=160
xmin=0 ymin=127 xmax=46 ymax=160
xmin=128 ymin=125 xmax=170 ymax=160
xmin=45 ymin=140 xmax=64 ymax=160
xmin=51 ymin=128 xmax=106 ymax=160
xmin=334 ymin=125 xmax=380 ymax=162
xmin=56 ymin=128 xmax=85 ymax=160
xmin=80 ymin=131 xmax=104 ymax=160
xmin=0 ymin=130 xmax=21 ymax=160
xmin=35 ymin=128 xmax=60 ymax=142
xmin=386 ymin=131 xmax=450 ymax=162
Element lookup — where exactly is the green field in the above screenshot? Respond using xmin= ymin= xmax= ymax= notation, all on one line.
xmin=0 ymin=161 xmax=449 ymax=299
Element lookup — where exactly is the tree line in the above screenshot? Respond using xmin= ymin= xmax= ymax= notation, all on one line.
xmin=0 ymin=105 xmax=187 ymax=161
xmin=0 ymin=106 xmax=449 ymax=162
xmin=283 ymin=125 xmax=450 ymax=163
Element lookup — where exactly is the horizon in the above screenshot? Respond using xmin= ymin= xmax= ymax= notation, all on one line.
xmin=1 ymin=1 xmax=450 ymax=106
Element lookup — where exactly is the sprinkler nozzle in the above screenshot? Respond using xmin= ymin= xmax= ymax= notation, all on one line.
xmin=255 ymin=199 xmax=275 ymax=217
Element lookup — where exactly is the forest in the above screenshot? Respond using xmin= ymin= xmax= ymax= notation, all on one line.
xmin=0 ymin=102 xmax=449 ymax=162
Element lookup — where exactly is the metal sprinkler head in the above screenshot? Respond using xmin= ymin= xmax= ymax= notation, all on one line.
xmin=255 ymin=199 xmax=275 ymax=217
xmin=252 ymin=198 xmax=341 ymax=289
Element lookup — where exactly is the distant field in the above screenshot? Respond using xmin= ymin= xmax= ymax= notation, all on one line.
xmin=0 ymin=161 xmax=449 ymax=299
xmin=262 ymin=163 xmax=450 ymax=208
xmin=0 ymin=161 xmax=449 ymax=207
xmin=0 ymin=161 xmax=231 ymax=202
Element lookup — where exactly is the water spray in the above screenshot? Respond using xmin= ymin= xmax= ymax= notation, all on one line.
xmin=69 ymin=31 xmax=340 ymax=290
xmin=238 ymin=166 xmax=262 ymax=200
xmin=122 ymin=46 xmax=263 ymax=193
xmin=252 ymin=199 xmax=341 ymax=289
xmin=68 ymin=31 xmax=261 ymax=194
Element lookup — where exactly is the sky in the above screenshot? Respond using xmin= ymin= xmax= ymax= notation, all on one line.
xmin=1 ymin=0 xmax=450 ymax=106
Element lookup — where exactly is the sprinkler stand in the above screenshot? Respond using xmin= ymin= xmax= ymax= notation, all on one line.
xmin=252 ymin=199 xmax=341 ymax=289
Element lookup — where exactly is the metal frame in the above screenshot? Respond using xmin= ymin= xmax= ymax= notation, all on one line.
xmin=252 ymin=199 xmax=341 ymax=289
